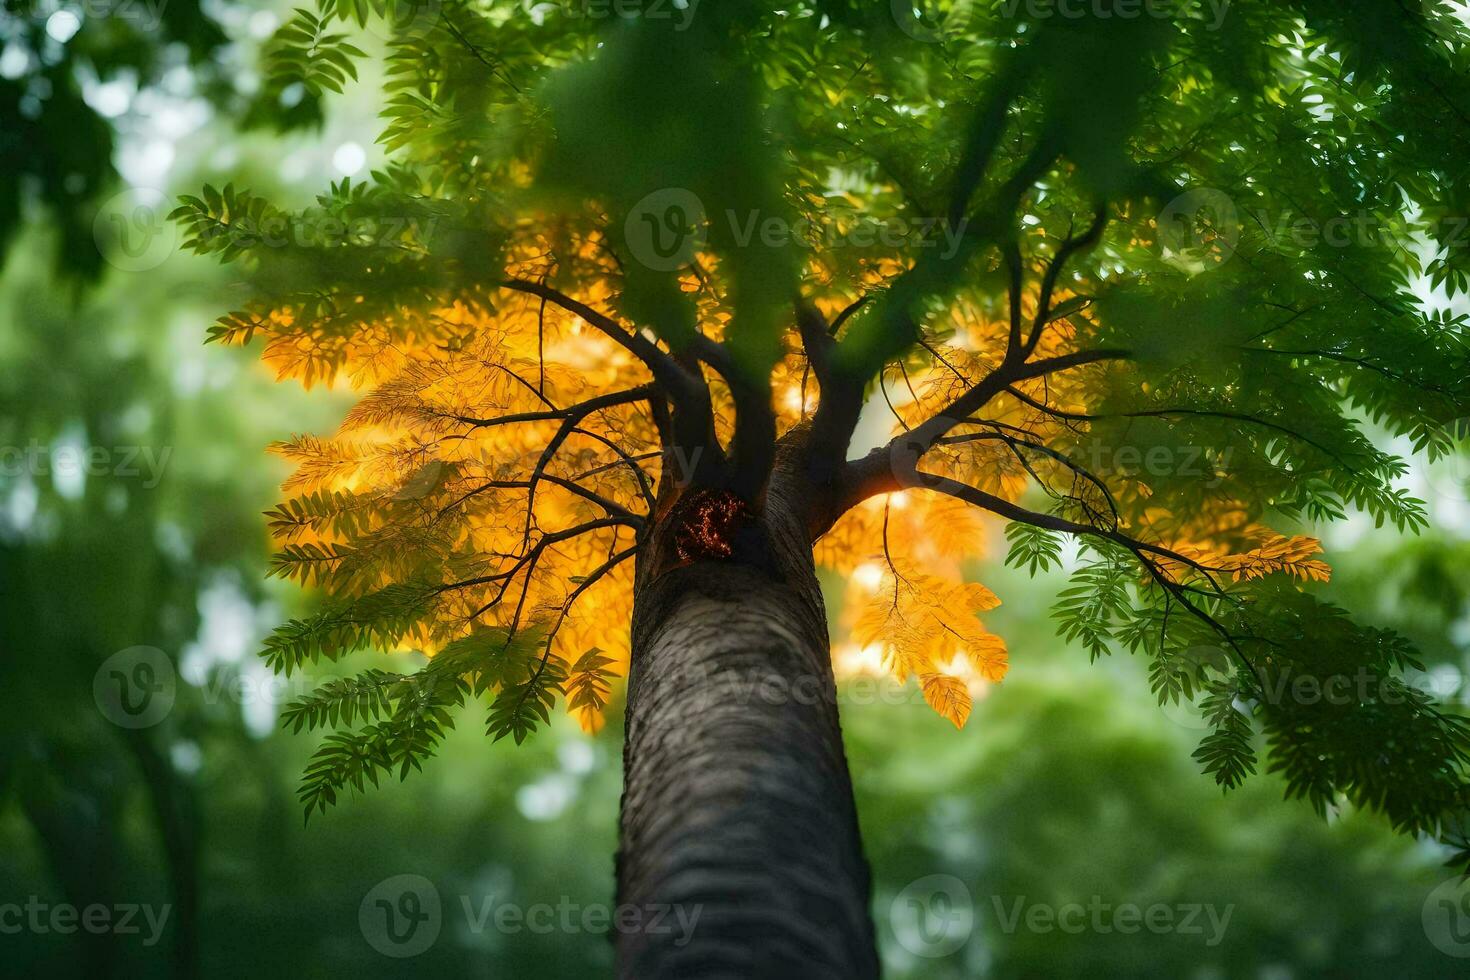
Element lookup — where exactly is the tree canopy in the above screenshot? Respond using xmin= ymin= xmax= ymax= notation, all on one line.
xmin=181 ymin=0 xmax=1470 ymax=864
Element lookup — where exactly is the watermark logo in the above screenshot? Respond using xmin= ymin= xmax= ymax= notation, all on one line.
xmin=625 ymin=188 xmax=707 ymax=272
xmin=393 ymin=460 xmax=445 ymax=501
xmin=1156 ymin=644 xmax=1232 ymax=732
xmin=360 ymin=874 xmax=442 ymax=958
xmin=989 ymin=895 xmax=1233 ymax=944
xmin=44 ymin=1 xmax=170 ymax=32
xmin=890 ymin=874 xmax=974 ymax=958
xmin=93 ymin=646 xmax=175 ymax=729
xmin=623 ymin=188 xmax=966 ymax=270
xmin=1157 ymin=187 xmax=1239 ymax=272
xmin=1157 ymin=187 xmax=1436 ymax=273
xmin=187 ymin=211 xmax=439 ymax=252
xmin=995 ymin=0 xmax=1232 ymax=30
xmin=466 ymin=442 xmax=705 ymax=492
xmin=0 ymin=441 xmax=172 ymax=489
xmin=359 ymin=877 xmax=702 ymax=956
xmin=1162 ymin=664 xmax=1467 ymax=734
xmin=93 ymin=187 xmax=177 ymax=273
xmin=544 ymin=0 xmax=700 ymax=31
xmin=891 ymin=0 xmax=977 ymax=43
xmin=0 ymin=898 xmax=171 ymax=946
xmin=889 ymin=876 xmax=1235 ymax=954
xmin=887 ymin=425 xmax=953 ymax=491
xmin=1424 ymin=417 xmax=1470 ymax=506
xmin=460 ymin=895 xmax=701 ymax=943
xmin=1423 ymin=875 xmax=1470 ymax=957
xmin=357 ymin=0 xmax=443 ymax=43
xmin=1081 ymin=441 xmax=1232 ymax=487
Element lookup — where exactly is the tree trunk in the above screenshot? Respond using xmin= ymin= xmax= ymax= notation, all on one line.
xmin=124 ymin=729 xmax=202 ymax=979
xmin=616 ymin=480 xmax=880 ymax=979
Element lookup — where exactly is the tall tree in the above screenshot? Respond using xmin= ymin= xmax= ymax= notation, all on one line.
xmin=182 ymin=2 xmax=1470 ymax=974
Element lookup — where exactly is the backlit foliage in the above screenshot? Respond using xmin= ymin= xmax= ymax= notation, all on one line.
xmin=187 ymin=0 xmax=1470 ymax=861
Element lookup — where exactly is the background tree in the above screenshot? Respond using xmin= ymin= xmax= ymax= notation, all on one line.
xmin=180 ymin=2 xmax=1470 ymax=975
xmin=0 ymin=0 xmax=236 ymax=277
xmin=0 ymin=4 xmax=288 ymax=976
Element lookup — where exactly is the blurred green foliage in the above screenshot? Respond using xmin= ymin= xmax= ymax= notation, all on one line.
xmin=5 ymin=2 xmax=1470 ymax=977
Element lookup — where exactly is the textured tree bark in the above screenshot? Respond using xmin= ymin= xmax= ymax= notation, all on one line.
xmin=616 ymin=479 xmax=879 ymax=979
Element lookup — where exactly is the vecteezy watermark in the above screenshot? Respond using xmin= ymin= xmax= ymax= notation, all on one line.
xmin=889 ymin=874 xmax=1234 ymax=958
xmin=97 ymin=185 xmax=439 ymax=273
xmin=719 ymin=209 xmax=966 ymax=257
xmin=997 ymin=0 xmax=1232 ymax=30
xmin=186 ymin=211 xmax=441 ymax=254
xmin=537 ymin=0 xmax=700 ymax=31
xmin=429 ymin=442 xmax=708 ymax=497
xmin=93 ymin=646 xmax=176 ymax=729
xmin=17 ymin=0 xmax=170 ymax=31
xmin=0 ymin=898 xmax=171 ymax=947
xmin=94 ymin=187 xmax=179 ymax=273
xmin=94 ymin=648 xmax=315 ymax=730
xmin=623 ymin=187 xmax=967 ymax=271
xmin=1423 ymin=875 xmax=1470 ymax=957
xmin=1253 ymin=666 xmax=1464 ymax=711
xmin=891 ymin=875 xmax=975 ymax=957
xmin=1080 ymin=442 xmax=1233 ymax=487
xmin=890 ymin=0 xmax=976 ymax=43
xmin=893 ymin=0 xmax=1230 ymax=42
xmin=1155 ymin=644 xmax=1233 ymax=732
xmin=460 ymin=894 xmax=701 ymax=944
xmin=1156 ymin=187 xmax=1441 ymax=272
xmin=356 ymin=0 xmax=443 ymax=43
xmin=0 ymin=441 xmax=172 ymax=489
xmin=102 ymin=650 xmax=495 ymax=730
xmin=1424 ymin=416 xmax=1470 ymax=505
xmin=359 ymin=875 xmax=702 ymax=958
xmin=1160 ymin=660 xmax=1467 ymax=732
xmin=624 ymin=188 xmax=709 ymax=272
xmin=879 ymin=425 xmax=1231 ymax=492
xmin=655 ymin=660 xmax=945 ymax=711
xmin=1156 ymin=187 xmax=1240 ymax=271
xmin=361 ymin=875 xmax=442 ymax=959
xmin=987 ymin=895 xmax=1234 ymax=944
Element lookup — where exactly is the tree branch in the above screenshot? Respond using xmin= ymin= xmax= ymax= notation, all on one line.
xmin=445 ymin=383 xmax=657 ymax=429
xmin=831 ymin=347 xmax=1130 ymax=520
xmin=808 ymin=132 xmax=1067 ymax=487
xmin=888 ymin=463 xmax=1226 ymax=587
xmin=1000 ymin=389 xmax=1362 ymax=474
xmin=1023 ymin=207 xmax=1108 ymax=358
xmin=498 ymin=279 xmax=717 ymax=469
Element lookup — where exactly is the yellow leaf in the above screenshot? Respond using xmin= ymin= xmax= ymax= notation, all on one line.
xmin=920 ymin=673 xmax=973 ymax=728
